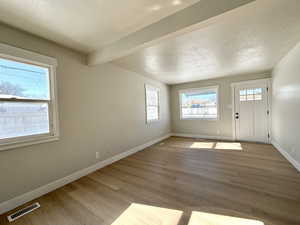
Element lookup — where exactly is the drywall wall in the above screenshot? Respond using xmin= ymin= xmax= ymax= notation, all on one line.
xmin=170 ymin=73 xmax=271 ymax=138
xmin=272 ymin=42 xmax=300 ymax=166
xmin=0 ymin=23 xmax=171 ymax=203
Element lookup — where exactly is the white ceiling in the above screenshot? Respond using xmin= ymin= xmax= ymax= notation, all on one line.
xmin=113 ymin=0 xmax=300 ymax=84
xmin=0 ymin=0 xmax=200 ymax=53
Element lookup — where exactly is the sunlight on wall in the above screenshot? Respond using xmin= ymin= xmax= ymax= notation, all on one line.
xmin=190 ymin=142 xmax=242 ymax=151
xmin=111 ymin=203 xmax=183 ymax=225
xmin=188 ymin=211 xmax=264 ymax=225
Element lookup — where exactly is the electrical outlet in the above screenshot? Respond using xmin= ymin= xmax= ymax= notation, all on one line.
xmin=96 ymin=152 xmax=100 ymax=159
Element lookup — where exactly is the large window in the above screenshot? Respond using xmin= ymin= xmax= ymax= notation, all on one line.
xmin=145 ymin=84 xmax=159 ymax=123
xmin=0 ymin=44 xmax=59 ymax=150
xmin=179 ymin=86 xmax=218 ymax=120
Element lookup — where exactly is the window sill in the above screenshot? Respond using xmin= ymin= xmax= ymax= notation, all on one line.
xmin=0 ymin=135 xmax=59 ymax=151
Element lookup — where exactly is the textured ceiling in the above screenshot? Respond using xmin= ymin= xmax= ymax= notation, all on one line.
xmin=0 ymin=0 xmax=200 ymax=53
xmin=113 ymin=0 xmax=300 ymax=84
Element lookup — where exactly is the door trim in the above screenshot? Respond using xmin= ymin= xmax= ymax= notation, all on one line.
xmin=231 ymin=78 xmax=272 ymax=143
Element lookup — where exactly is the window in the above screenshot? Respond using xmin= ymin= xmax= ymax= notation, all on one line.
xmin=179 ymin=86 xmax=218 ymax=120
xmin=145 ymin=84 xmax=159 ymax=123
xmin=0 ymin=43 xmax=59 ymax=151
xmin=239 ymin=88 xmax=262 ymax=102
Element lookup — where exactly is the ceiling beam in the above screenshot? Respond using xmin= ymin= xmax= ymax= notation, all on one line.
xmin=87 ymin=0 xmax=255 ymax=65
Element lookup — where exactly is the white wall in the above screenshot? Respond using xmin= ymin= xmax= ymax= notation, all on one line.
xmin=272 ymin=42 xmax=300 ymax=167
xmin=0 ymin=23 xmax=171 ymax=203
xmin=170 ymin=73 xmax=271 ymax=138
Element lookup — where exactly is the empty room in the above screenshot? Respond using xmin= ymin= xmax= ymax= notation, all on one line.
xmin=0 ymin=0 xmax=300 ymax=225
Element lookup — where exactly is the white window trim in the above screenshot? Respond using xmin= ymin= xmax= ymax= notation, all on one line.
xmin=145 ymin=84 xmax=160 ymax=124
xmin=0 ymin=43 xmax=59 ymax=151
xmin=179 ymin=85 xmax=219 ymax=121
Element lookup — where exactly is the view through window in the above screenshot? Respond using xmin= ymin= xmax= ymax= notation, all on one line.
xmin=145 ymin=84 xmax=159 ymax=123
xmin=239 ymin=88 xmax=262 ymax=101
xmin=180 ymin=87 xmax=218 ymax=119
xmin=0 ymin=57 xmax=51 ymax=140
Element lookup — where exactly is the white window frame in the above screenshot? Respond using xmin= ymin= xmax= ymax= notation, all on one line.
xmin=179 ymin=86 xmax=219 ymax=120
xmin=0 ymin=43 xmax=59 ymax=151
xmin=145 ymin=84 xmax=160 ymax=123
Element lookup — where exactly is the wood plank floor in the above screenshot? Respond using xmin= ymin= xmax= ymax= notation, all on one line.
xmin=1 ymin=137 xmax=300 ymax=225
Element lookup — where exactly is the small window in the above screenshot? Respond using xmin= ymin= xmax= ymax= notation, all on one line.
xmin=180 ymin=86 xmax=218 ymax=120
xmin=239 ymin=88 xmax=262 ymax=102
xmin=145 ymin=84 xmax=159 ymax=123
xmin=0 ymin=44 xmax=59 ymax=151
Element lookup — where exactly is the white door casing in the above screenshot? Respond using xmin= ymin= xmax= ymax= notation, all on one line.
xmin=231 ymin=78 xmax=271 ymax=143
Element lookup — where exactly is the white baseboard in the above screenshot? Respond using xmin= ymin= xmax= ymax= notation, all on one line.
xmin=271 ymin=140 xmax=300 ymax=172
xmin=0 ymin=133 xmax=171 ymax=215
xmin=171 ymin=133 xmax=234 ymax=141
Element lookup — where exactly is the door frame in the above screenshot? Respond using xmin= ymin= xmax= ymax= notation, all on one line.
xmin=231 ymin=78 xmax=272 ymax=143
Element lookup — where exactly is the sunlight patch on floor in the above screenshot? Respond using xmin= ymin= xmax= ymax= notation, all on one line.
xmin=189 ymin=142 xmax=243 ymax=151
xmin=215 ymin=142 xmax=242 ymax=150
xmin=188 ymin=211 xmax=264 ymax=225
xmin=190 ymin=142 xmax=215 ymax=149
xmin=111 ymin=203 xmax=183 ymax=225
xmin=110 ymin=203 xmax=265 ymax=225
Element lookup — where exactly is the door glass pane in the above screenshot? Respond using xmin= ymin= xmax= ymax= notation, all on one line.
xmin=247 ymin=89 xmax=254 ymax=101
xmin=239 ymin=89 xmax=246 ymax=101
xmin=254 ymin=88 xmax=262 ymax=94
xmin=247 ymin=89 xmax=254 ymax=95
xmin=0 ymin=58 xmax=50 ymax=100
xmin=239 ymin=90 xmax=246 ymax=95
xmin=254 ymin=88 xmax=262 ymax=100
xmin=255 ymin=94 xmax=262 ymax=100
xmin=0 ymin=102 xmax=50 ymax=139
xmin=240 ymin=95 xmax=246 ymax=101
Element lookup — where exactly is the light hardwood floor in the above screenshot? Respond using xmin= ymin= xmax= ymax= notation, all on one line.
xmin=1 ymin=137 xmax=300 ymax=225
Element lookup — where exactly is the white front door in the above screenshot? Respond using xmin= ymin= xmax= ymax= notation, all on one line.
xmin=233 ymin=79 xmax=270 ymax=143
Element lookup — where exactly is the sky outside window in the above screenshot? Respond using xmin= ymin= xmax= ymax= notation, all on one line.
xmin=182 ymin=92 xmax=217 ymax=106
xmin=0 ymin=58 xmax=50 ymax=100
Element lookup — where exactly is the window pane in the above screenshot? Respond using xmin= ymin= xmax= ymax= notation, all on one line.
xmin=147 ymin=106 xmax=158 ymax=121
xmin=247 ymin=89 xmax=254 ymax=95
xmin=0 ymin=102 xmax=50 ymax=139
xmin=240 ymin=95 xmax=246 ymax=101
xmin=181 ymin=90 xmax=217 ymax=119
xmin=246 ymin=89 xmax=254 ymax=101
xmin=255 ymin=94 xmax=262 ymax=100
xmin=146 ymin=89 xmax=158 ymax=106
xmin=247 ymin=94 xmax=254 ymax=101
xmin=146 ymin=85 xmax=159 ymax=122
xmin=0 ymin=58 xmax=50 ymax=100
xmin=239 ymin=89 xmax=246 ymax=95
xmin=254 ymin=88 xmax=262 ymax=94
xmin=239 ymin=89 xmax=246 ymax=101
